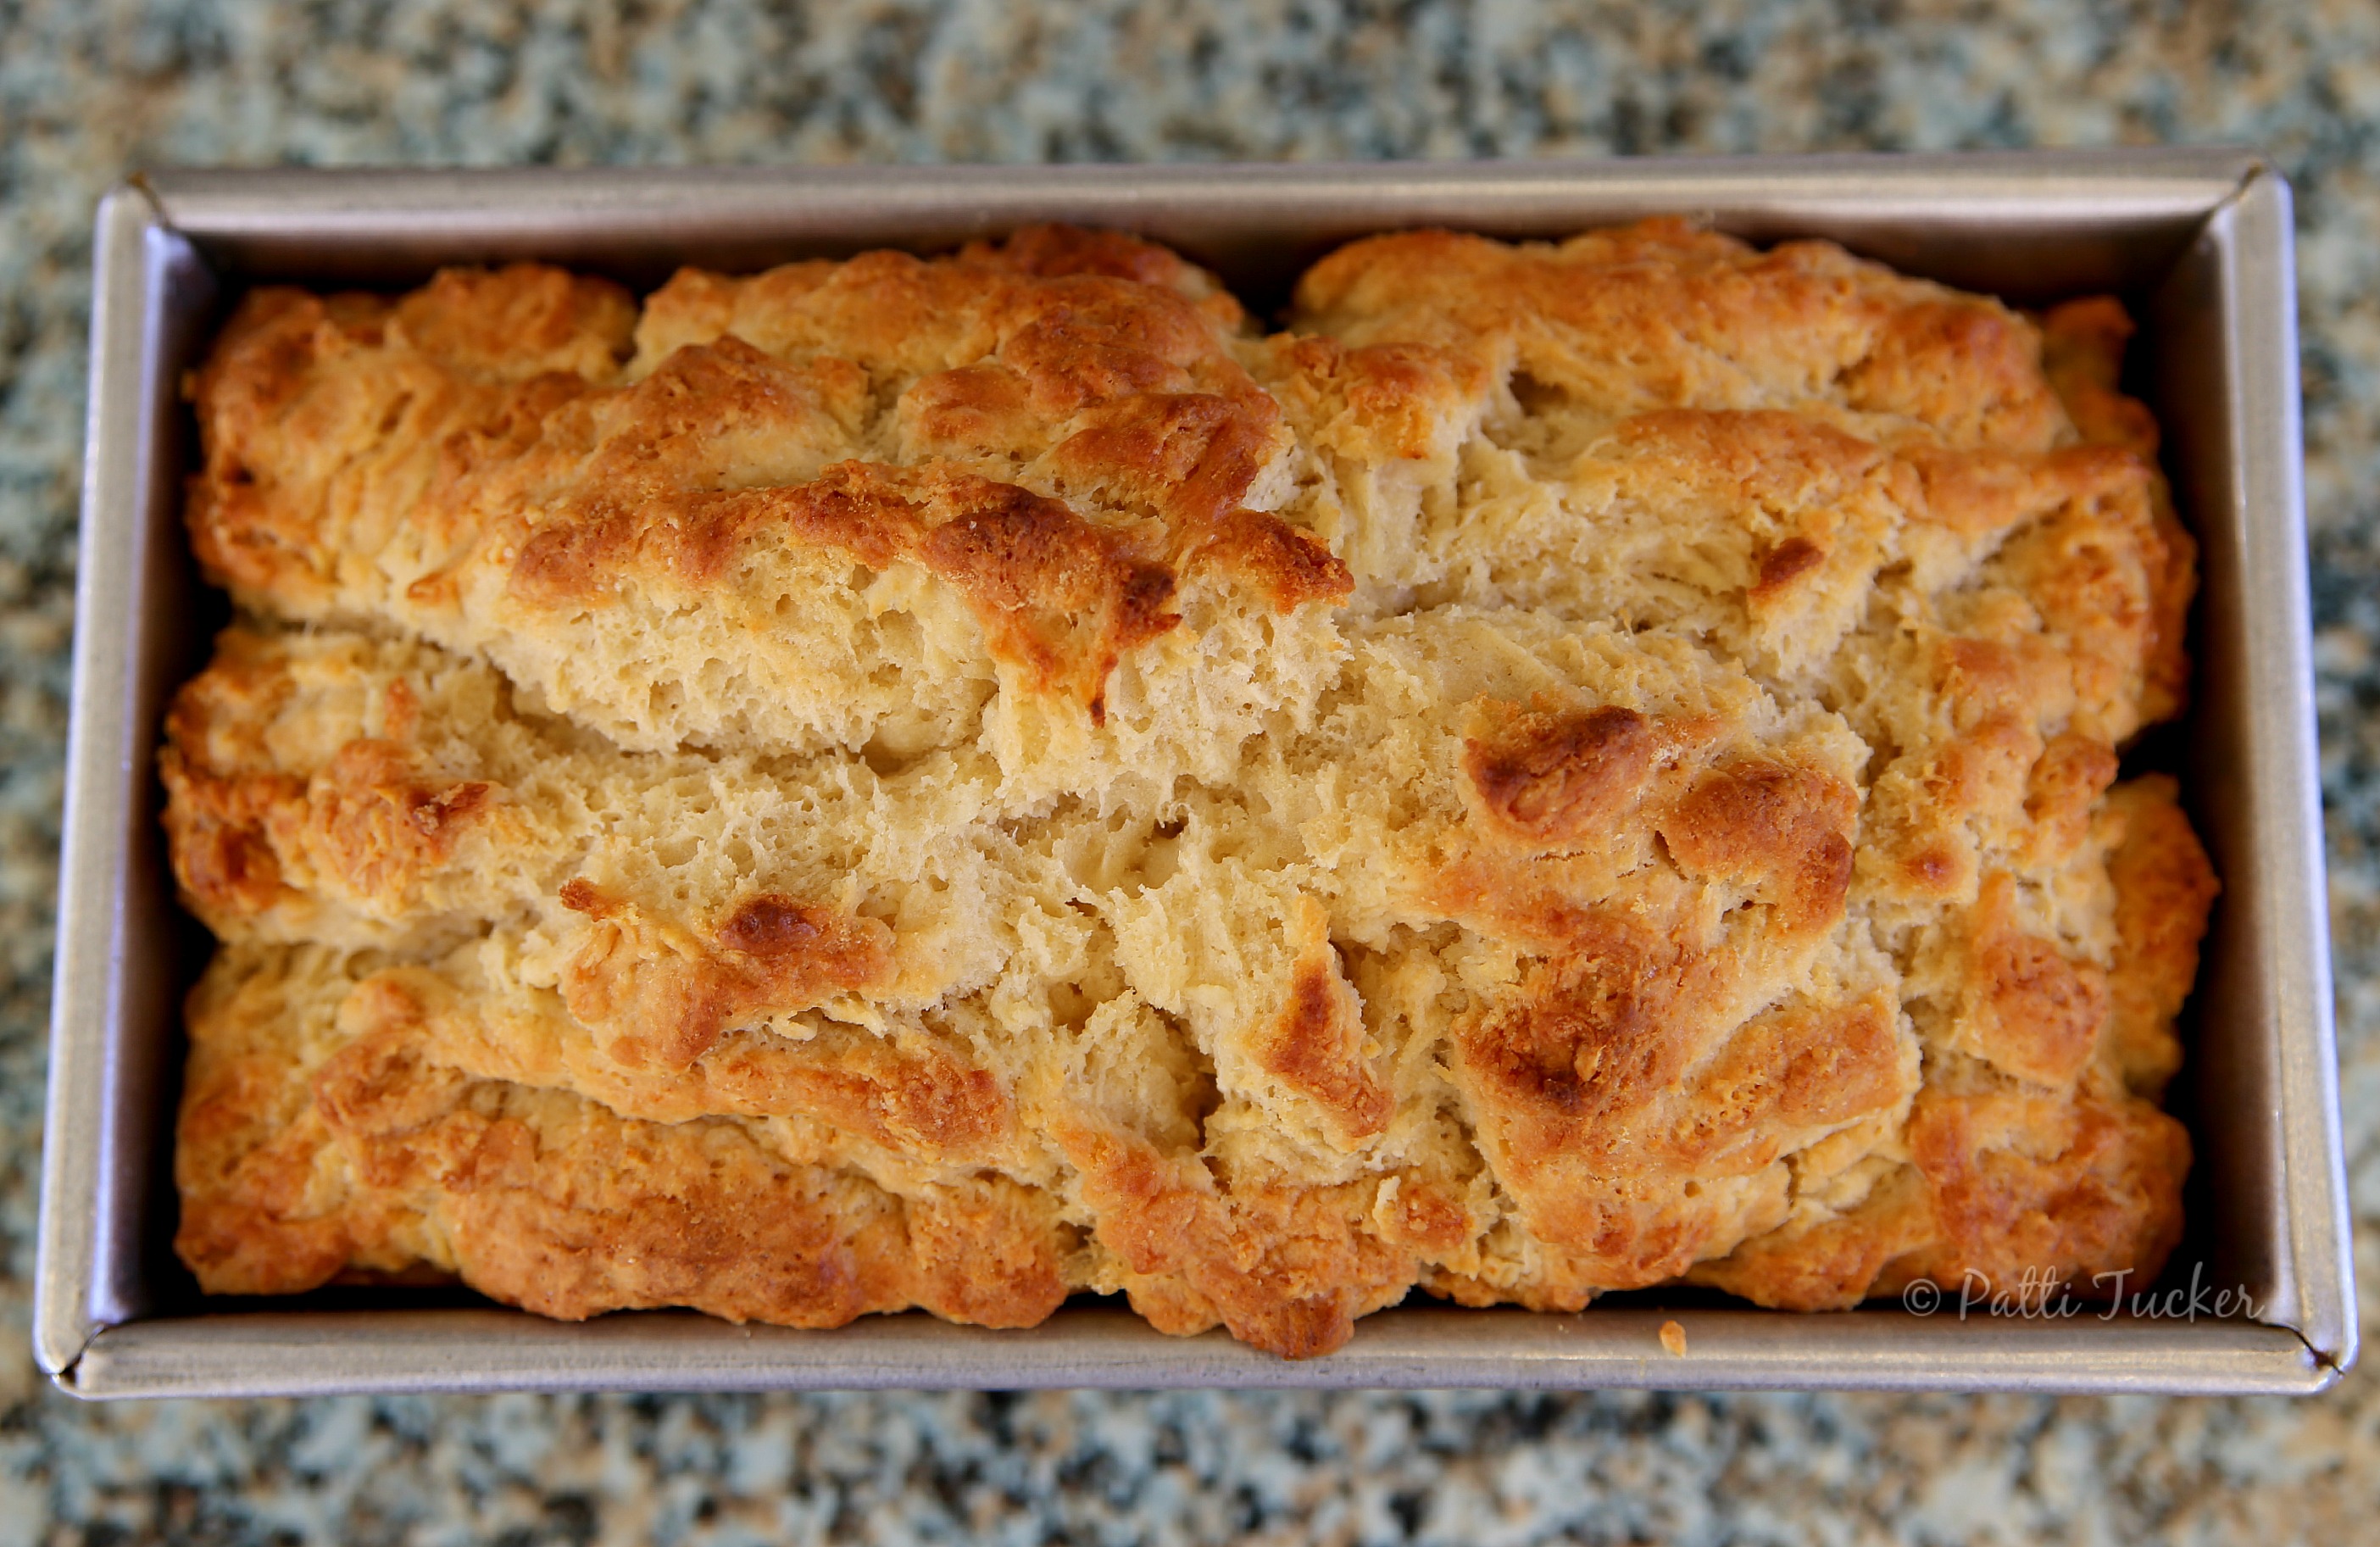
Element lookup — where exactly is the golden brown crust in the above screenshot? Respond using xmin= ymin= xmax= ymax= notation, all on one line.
xmin=508 ymin=458 xmax=1187 ymax=722
xmin=1246 ymin=901 xmax=1393 ymax=1149
xmin=2041 ymin=298 xmax=2159 ymax=457
xmin=159 ymin=628 xmax=519 ymax=943
xmin=2103 ymin=776 xmax=2222 ymax=1097
xmin=350 ymin=964 xmax=1022 ymax=1166
xmin=1050 ymin=1115 xmax=1417 ymax=1359
xmin=1291 ymin=219 xmax=2070 ymax=450
xmin=187 ymin=229 xmax=1346 ymax=787
xmin=962 ymin=222 xmax=1249 ymax=328
xmin=1954 ymin=873 xmax=2112 ymax=1088
xmin=555 ymin=883 xmax=897 ymax=1071
xmin=1462 ymin=703 xmax=1660 ymax=844
xmin=175 ymin=948 xmax=1070 ymax=1329
xmin=2041 ymin=298 xmax=2198 ymax=727
xmin=171 ymin=219 xmax=2219 ymax=1358
xmin=1883 ymin=1088 xmax=2190 ymax=1301
xmin=1688 ymin=1165 xmax=1934 ymax=1311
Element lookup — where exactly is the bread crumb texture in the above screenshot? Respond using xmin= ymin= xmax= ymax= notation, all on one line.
xmin=170 ymin=220 xmax=2213 ymax=1358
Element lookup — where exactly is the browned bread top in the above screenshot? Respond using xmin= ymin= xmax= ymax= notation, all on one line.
xmin=168 ymin=221 xmax=2215 ymax=1358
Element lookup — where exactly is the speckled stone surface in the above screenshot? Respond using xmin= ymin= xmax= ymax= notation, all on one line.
xmin=6 ymin=2 xmax=2380 ymax=1541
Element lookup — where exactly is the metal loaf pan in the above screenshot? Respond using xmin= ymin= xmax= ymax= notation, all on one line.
xmin=35 ymin=152 xmax=2354 ymax=1397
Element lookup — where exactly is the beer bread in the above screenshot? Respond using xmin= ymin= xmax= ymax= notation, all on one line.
xmin=169 ymin=222 xmax=2215 ymax=1356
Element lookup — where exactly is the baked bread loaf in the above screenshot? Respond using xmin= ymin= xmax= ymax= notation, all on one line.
xmin=170 ymin=221 xmax=2215 ymax=1357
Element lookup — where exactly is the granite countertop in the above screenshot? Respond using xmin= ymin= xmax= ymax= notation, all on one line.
xmin=6 ymin=2 xmax=2379 ymax=1541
